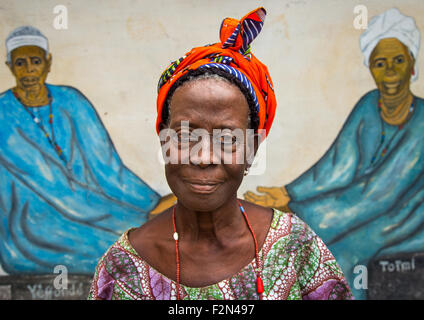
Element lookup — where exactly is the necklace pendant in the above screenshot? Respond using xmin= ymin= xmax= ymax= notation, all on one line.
xmin=256 ymin=276 xmax=264 ymax=294
xmin=33 ymin=117 xmax=40 ymax=124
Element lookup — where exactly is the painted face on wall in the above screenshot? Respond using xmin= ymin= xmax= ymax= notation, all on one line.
xmin=162 ymin=78 xmax=253 ymax=212
xmin=369 ymin=38 xmax=414 ymax=96
xmin=8 ymin=45 xmax=51 ymax=92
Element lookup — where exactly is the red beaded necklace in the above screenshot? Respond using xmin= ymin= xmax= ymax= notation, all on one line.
xmin=172 ymin=200 xmax=264 ymax=300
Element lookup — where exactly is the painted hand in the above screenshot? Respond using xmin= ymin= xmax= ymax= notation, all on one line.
xmin=244 ymin=186 xmax=291 ymax=210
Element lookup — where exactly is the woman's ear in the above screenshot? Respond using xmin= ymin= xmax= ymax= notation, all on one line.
xmin=254 ymin=130 xmax=267 ymax=155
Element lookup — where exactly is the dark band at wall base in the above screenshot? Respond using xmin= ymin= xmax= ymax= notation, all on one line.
xmin=0 ymin=274 xmax=92 ymax=300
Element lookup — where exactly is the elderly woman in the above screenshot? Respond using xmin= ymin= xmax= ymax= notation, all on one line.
xmin=245 ymin=8 xmax=424 ymax=299
xmin=88 ymin=8 xmax=352 ymax=300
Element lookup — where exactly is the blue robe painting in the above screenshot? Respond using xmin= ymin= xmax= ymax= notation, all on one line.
xmin=286 ymin=89 xmax=424 ymax=298
xmin=0 ymin=84 xmax=160 ymax=274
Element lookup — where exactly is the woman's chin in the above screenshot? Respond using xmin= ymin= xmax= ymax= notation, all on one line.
xmin=175 ymin=190 xmax=230 ymax=213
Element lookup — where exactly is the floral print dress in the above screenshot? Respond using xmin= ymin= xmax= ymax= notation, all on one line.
xmin=88 ymin=209 xmax=353 ymax=300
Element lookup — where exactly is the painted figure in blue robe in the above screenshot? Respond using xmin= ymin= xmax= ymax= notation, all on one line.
xmin=245 ymin=8 xmax=423 ymax=299
xmin=0 ymin=26 xmax=174 ymax=275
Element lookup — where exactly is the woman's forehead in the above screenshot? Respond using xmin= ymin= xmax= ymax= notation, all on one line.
xmin=170 ymin=114 xmax=246 ymax=131
xmin=169 ymin=79 xmax=249 ymax=127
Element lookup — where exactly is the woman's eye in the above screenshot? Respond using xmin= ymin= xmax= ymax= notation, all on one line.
xmin=218 ymin=135 xmax=237 ymax=146
xmin=177 ymin=134 xmax=190 ymax=143
xmin=395 ymin=57 xmax=404 ymax=64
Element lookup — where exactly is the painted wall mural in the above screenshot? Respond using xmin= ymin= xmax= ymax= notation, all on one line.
xmin=0 ymin=25 xmax=176 ymax=274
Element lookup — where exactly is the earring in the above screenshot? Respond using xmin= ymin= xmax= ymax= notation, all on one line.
xmin=244 ymin=168 xmax=250 ymax=176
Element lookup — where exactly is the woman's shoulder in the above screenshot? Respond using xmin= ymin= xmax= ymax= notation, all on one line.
xmin=239 ymin=201 xmax=312 ymax=246
xmin=94 ymin=229 xmax=142 ymax=276
xmin=88 ymin=229 xmax=150 ymax=300
xmin=263 ymin=210 xmax=352 ymax=299
xmin=262 ymin=208 xmax=335 ymax=260
xmin=129 ymin=208 xmax=173 ymax=256
xmin=102 ymin=211 xmax=172 ymax=268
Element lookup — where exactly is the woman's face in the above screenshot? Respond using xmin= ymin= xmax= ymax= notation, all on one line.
xmin=162 ymin=78 xmax=252 ymax=212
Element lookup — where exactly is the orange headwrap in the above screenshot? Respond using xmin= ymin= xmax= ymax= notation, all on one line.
xmin=156 ymin=7 xmax=276 ymax=138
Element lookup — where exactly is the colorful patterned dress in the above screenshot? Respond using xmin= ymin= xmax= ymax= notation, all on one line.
xmin=88 ymin=209 xmax=353 ymax=300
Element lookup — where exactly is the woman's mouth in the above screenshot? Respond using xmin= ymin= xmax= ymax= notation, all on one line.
xmin=183 ymin=179 xmax=223 ymax=194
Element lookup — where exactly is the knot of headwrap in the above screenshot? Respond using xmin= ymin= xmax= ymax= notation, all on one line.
xmin=156 ymin=7 xmax=276 ymax=137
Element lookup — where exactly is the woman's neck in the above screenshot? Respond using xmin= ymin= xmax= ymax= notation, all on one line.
xmin=13 ymin=84 xmax=49 ymax=107
xmin=380 ymin=89 xmax=413 ymax=126
xmin=174 ymin=199 xmax=249 ymax=248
